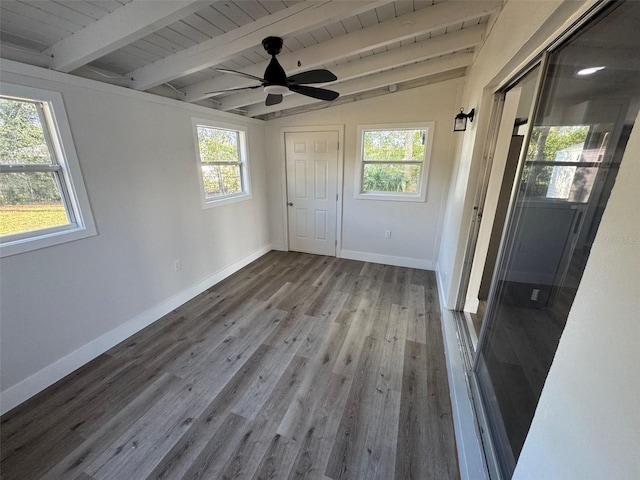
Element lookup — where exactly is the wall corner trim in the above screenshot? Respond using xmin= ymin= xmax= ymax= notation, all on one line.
xmin=0 ymin=244 xmax=273 ymax=415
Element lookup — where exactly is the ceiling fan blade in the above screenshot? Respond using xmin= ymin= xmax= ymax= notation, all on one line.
xmin=291 ymin=85 xmax=339 ymax=101
xmin=287 ymin=69 xmax=337 ymax=85
xmin=265 ymin=94 xmax=283 ymax=106
xmin=216 ymin=68 xmax=264 ymax=82
xmin=205 ymin=85 xmax=261 ymax=96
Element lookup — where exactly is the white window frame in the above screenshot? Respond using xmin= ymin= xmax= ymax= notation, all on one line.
xmin=355 ymin=122 xmax=434 ymax=202
xmin=0 ymin=83 xmax=96 ymax=258
xmin=192 ymin=117 xmax=251 ymax=208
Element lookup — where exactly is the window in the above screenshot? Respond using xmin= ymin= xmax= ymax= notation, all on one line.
xmin=192 ymin=118 xmax=250 ymax=206
xmin=0 ymin=84 xmax=96 ymax=257
xmin=355 ymin=122 xmax=434 ymax=202
xmin=521 ymin=124 xmax=605 ymax=203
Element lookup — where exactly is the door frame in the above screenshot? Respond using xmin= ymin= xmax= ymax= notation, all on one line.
xmin=279 ymin=125 xmax=345 ymax=254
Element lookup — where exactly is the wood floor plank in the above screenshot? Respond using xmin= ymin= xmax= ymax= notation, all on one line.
xmin=145 ymin=344 xmax=272 ymax=480
xmin=218 ymin=356 xmax=310 ymax=480
xmin=0 ymin=253 xmax=459 ymax=480
xmin=0 ymin=353 xmax=130 ymax=458
xmin=40 ymin=373 xmax=182 ymax=480
xmin=296 ymin=292 xmax=349 ymax=360
xmin=70 ymin=473 xmax=96 ymax=480
xmin=325 ymin=333 xmax=384 ymax=480
xmin=333 ymin=298 xmax=373 ymax=378
xmin=231 ymin=315 xmax=317 ymax=420
xmin=250 ymin=432 xmax=296 ymax=480
xmin=177 ymin=412 xmax=248 ymax=480
xmin=324 ymin=291 xmax=396 ymax=479
xmin=395 ymin=338 xmax=459 ymax=480
xmin=176 ymin=308 xmax=286 ymax=399
xmin=277 ymin=329 xmax=350 ymax=440
xmin=358 ymin=305 xmax=409 ymax=479
xmin=407 ymin=284 xmax=428 ymax=344
xmin=0 ymin=417 xmax=85 ymax=480
xmin=84 ymin=379 xmax=212 ymax=479
xmin=286 ymin=372 xmax=351 ymax=480
xmin=59 ymin=359 xmax=175 ymax=437
xmin=287 ymin=414 xmax=330 ymax=480
xmin=395 ymin=340 xmax=430 ymax=480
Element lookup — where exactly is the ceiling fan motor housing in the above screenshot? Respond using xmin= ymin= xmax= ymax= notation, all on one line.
xmin=262 ymin=36 xmax=283 ymax=56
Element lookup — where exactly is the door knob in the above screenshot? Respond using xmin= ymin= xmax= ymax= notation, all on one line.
xmin=287 ymin=202 xmax=293 ymax=206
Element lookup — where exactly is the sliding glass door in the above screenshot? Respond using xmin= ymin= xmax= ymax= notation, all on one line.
xmin=474 ymin=2 xmax=640 ymax=477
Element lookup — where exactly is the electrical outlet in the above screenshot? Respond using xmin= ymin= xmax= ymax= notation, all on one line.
xmin=173 ymin=259 xmax=181 ymax=271
xmin=531 ymin=288 xmax=540 ymax=301
xmin=385 ymin=230 xmax=391 ymax=239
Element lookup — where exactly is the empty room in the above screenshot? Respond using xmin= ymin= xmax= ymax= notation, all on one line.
xmin=0 ymin=1 xmax=638 ymax=479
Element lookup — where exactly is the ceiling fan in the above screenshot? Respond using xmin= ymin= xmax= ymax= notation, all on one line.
xmin=207 ymin=36 xmax=340 ymax=107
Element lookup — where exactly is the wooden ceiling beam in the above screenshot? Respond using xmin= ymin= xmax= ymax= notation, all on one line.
xmin=128 ymin=0 xmax=394 ymax=91
xmin=217 ymin=25 xmax=485 ymax=111
xmin=184 ymin=1 xmax=500 ymax=103
xmin=44 ymin=0 xmax=212 ymax=73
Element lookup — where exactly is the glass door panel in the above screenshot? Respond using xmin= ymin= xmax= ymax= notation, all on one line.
xmin=474 ymin=2 xmax=640 ymax=477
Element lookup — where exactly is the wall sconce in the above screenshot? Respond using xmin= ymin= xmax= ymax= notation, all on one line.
xmin=454 ymin=107 xmax=475 ymax=132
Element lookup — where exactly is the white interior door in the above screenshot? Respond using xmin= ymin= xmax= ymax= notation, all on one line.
xmin=285 ymin=130 xmax=339 ymax=256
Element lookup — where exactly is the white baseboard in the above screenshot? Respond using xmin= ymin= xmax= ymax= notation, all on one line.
xmin=0 ymin=244 xmax=272 ymax=415
xmin=339 ymin=249 xmax=433 ymax=270
xmin=437 ymin=279 xmax=489 ymax=480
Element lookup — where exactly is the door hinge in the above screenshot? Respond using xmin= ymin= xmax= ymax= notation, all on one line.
xmin=336 ymin=194 xmax=338 ymax=201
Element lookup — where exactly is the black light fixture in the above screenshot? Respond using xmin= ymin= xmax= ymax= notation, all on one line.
xmin=454 ymin=107 xmax=475 ymax=132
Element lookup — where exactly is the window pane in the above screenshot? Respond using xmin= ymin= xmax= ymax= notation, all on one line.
xmin=520 ymin=125 xmax=609 ymax=202
xmin=521 ymin=164 xmax=599 ymax=202
xmin=362 ymin=163 xmax=421 ymax=193
xmin=0 ymin=172 xmax=69 ymax=236
xmin=196 ymin=126 xmax=239 ymax=163
xmin=363 ymin=129 xmax=425 ymax=162
xmin=202 ymin=164 xmax=242 ymax=198
xmin=0 ymin=98 xmax=52 ymax=165
xmin=526 ymin=125 xmax=590 ymax=161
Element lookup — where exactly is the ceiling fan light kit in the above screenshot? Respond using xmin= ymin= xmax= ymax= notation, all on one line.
xmin=264 ymin=85 xmax=289 ymax=95
xmin=208 ymin=36 xmax=340 ymax=107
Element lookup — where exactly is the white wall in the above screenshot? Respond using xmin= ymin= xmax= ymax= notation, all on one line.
xmin=513 ymin=110 xmax=640 ymax=480
xmin=0 ymin=62 xmax=270 ymax=412
xmin=266 ymin=79 xmax=465 ymax=269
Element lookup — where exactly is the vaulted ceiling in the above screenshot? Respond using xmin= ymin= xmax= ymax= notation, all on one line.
xmin=0 ymin=0 xmax=502 ymax=119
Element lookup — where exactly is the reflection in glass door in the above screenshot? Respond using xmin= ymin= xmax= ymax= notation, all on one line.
xmin=473 ymin=2 xmax=640 ymax=477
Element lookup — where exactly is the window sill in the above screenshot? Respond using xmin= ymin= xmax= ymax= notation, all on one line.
xmin=1 ymin=224 xmax=97 ymax=258
xmin=355 ymin=192 xmax=427 ymax=203
xmin=201 ymin=192 xmax=252 ymax=209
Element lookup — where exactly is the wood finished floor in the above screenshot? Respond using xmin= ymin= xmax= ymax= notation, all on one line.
xmin=1 ymin=251 xmax=459 ymax=480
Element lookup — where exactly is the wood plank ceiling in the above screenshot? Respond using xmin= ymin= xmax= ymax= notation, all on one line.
xmin=0 ymin=0 xmax=502 ymax=119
